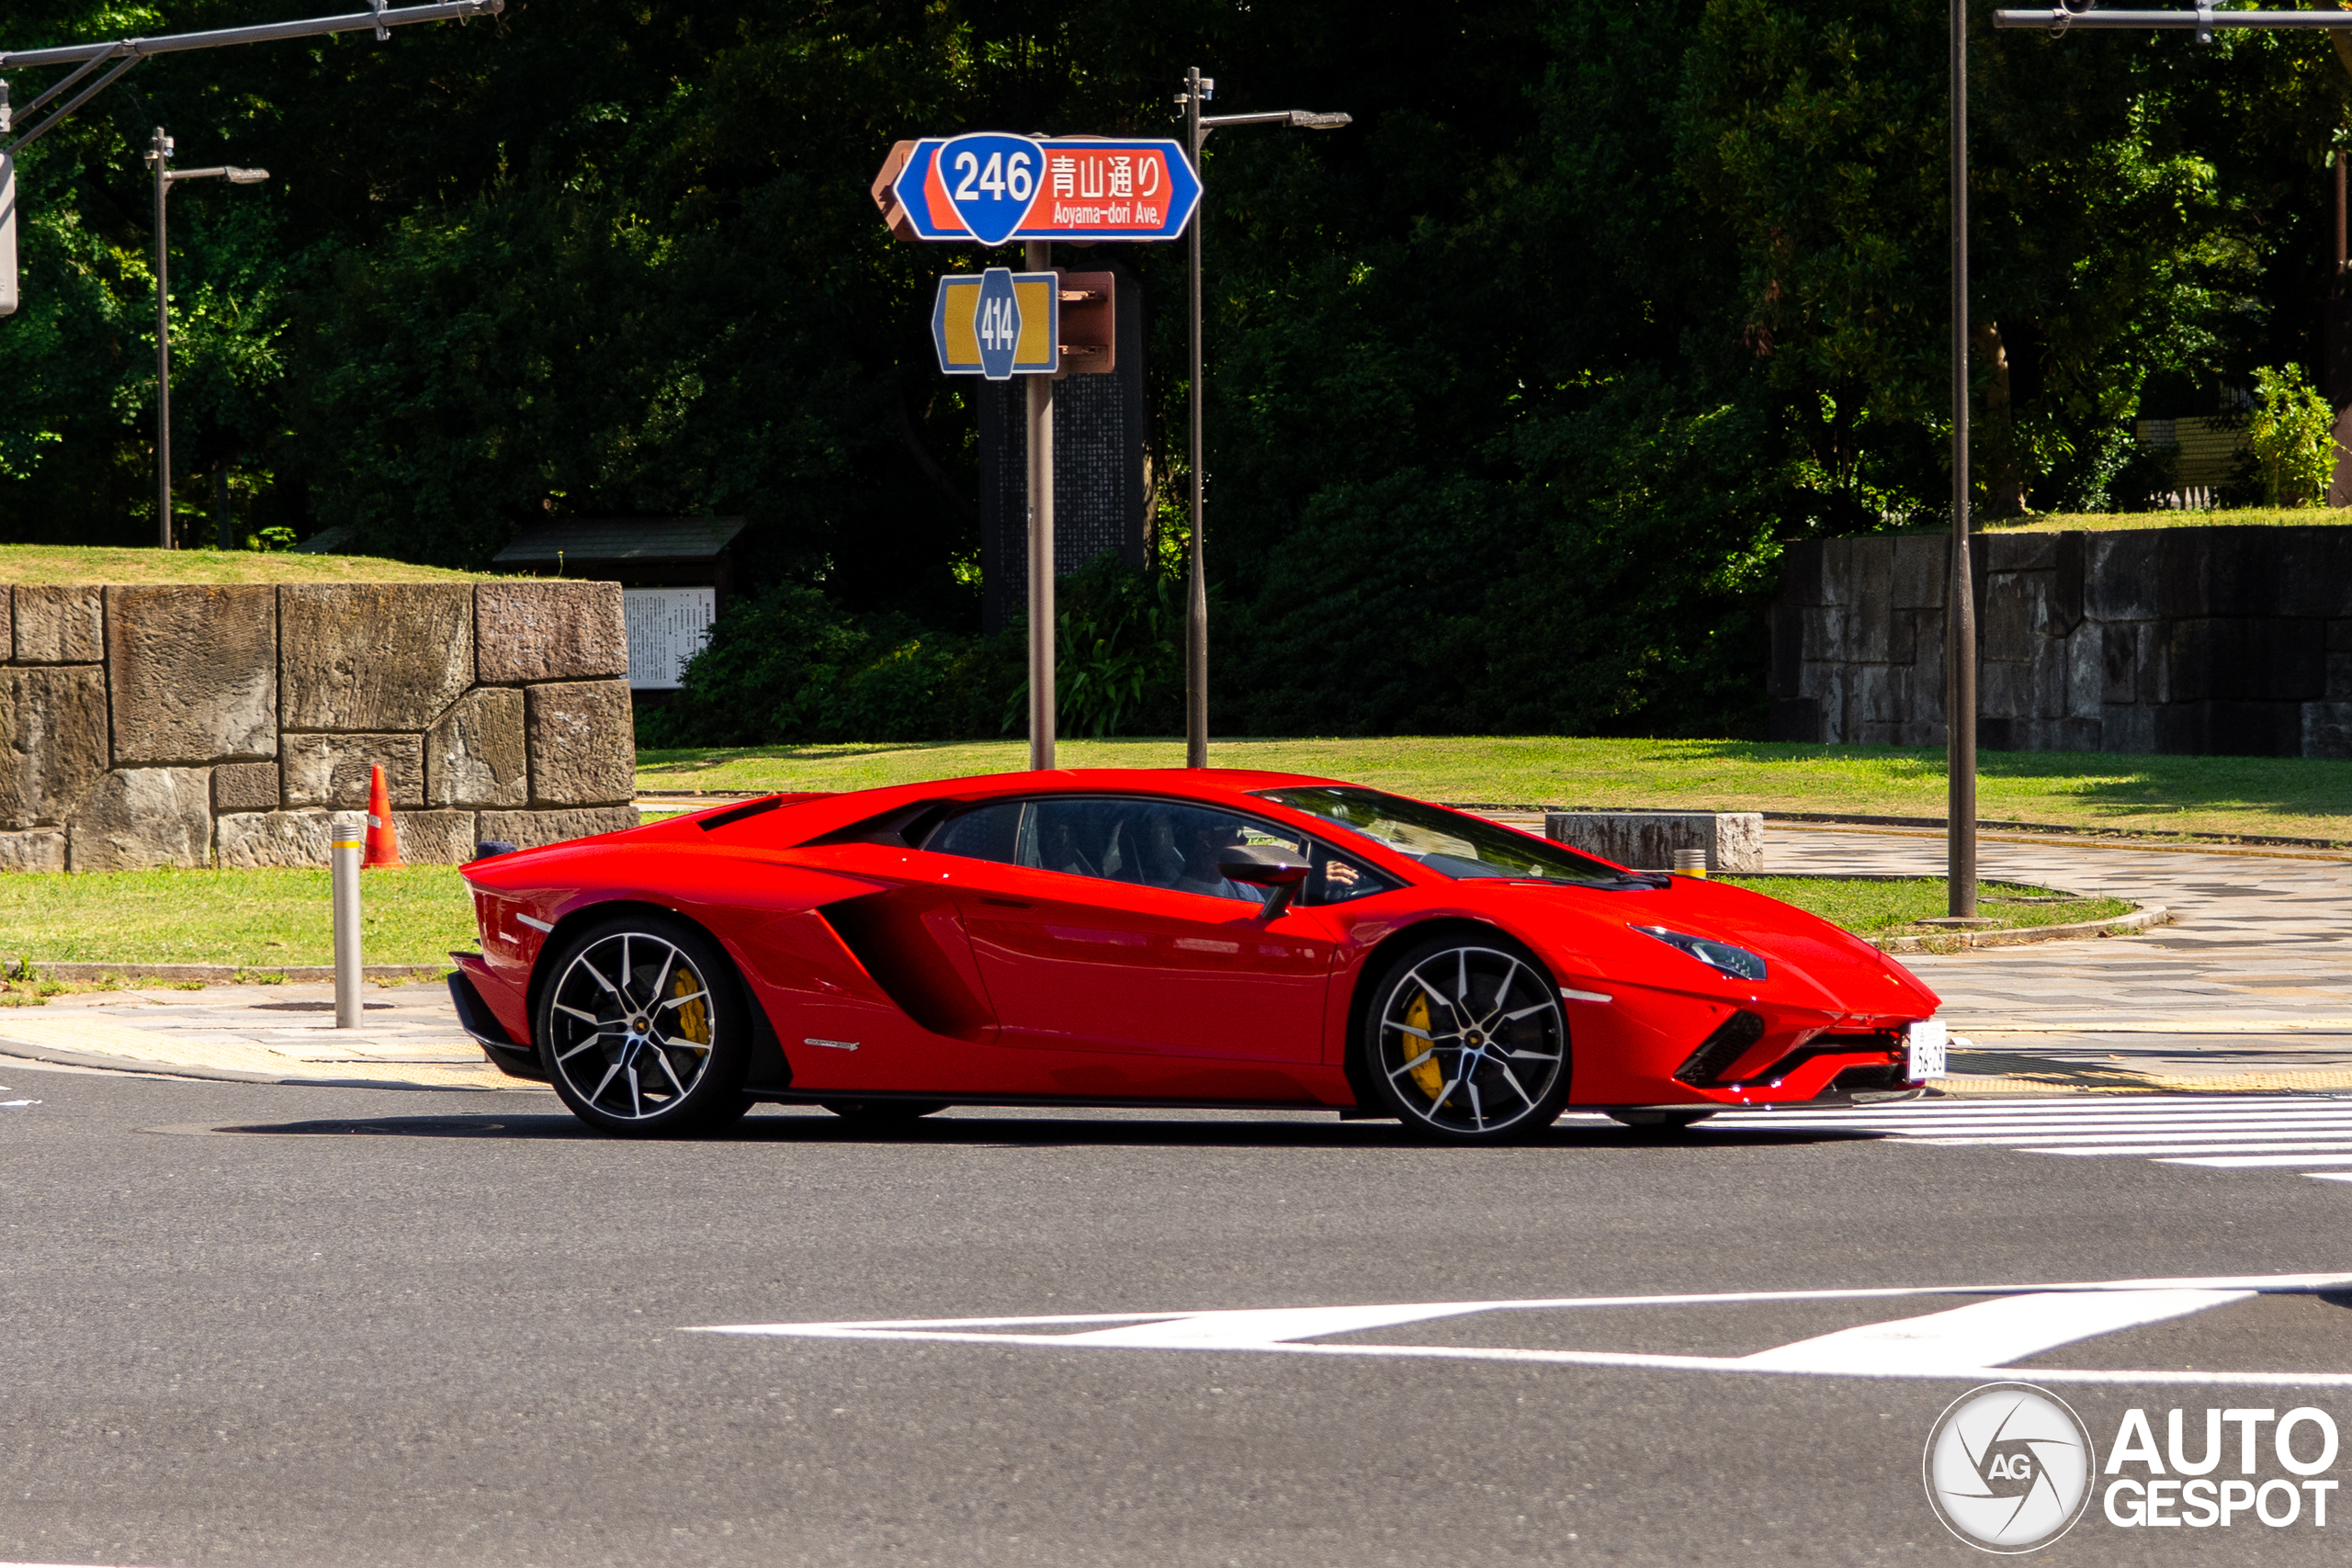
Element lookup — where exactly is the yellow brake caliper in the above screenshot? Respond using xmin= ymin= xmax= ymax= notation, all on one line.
xmin=672 ymin=965 xmax=710 ymax=1049
xmin=1403 ymin=990 xmax=1443 ymax=1100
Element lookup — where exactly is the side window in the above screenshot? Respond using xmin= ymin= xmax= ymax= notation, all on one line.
xmin=1306 ymin=842 xmax=1396 ymax=906
xmin=925 ymin=800 xmax=1025 ymax=864
xmin=930 ymin=794 xmax=1396 ymax=907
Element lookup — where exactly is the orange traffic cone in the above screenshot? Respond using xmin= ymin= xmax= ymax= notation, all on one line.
xmin=362 ymin=763 xmax=403 ymax=869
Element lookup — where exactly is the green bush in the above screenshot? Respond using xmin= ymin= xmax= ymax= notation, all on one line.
xmin=642 ymin=556 xmax=1184 ymax=747
xmin=1009 ymin=554 xmax=1185 ymax=739
xmin=2248 ymin=365 xmax=2335 ymax=507
xmin=636 ymin=584 xmax=1013 ymax=746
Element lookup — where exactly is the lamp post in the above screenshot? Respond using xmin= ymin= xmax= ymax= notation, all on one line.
xmin=147 ymin=126 xmax=266 ymax=549
xmin=1179 ymin=69 xmax=1350 ymax=768
xmin=1947 ymin=0 xmax=1976 ymax=918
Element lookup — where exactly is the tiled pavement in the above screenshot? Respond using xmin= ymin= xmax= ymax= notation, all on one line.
xmin=0 ymin=824 xmax=2344 ymax=1093
xmin=1769 ymin=825 xmax=2352 ymax=1089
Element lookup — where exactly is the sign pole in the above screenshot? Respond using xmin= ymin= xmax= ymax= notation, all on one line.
xmin=1026 ymin=238 xmax=1056 ymax=772
xmin=1947 ymin=0 xmax=1976 ymax=917
xmin=1185 ymin=66 xmax=1208 ymax=769
xmin=152 ymin=126 xmax=172 ymax=550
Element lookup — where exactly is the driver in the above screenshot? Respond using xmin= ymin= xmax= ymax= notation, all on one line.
xmin=1171 ymin=818 xmax=1264 ymax=902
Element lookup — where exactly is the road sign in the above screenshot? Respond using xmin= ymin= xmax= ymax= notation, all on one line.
xmin=876 ymin=136 xmax=1202 ymax=243
xmin=0 ymin=155 xmax=17 ymax=318
xmin=932 ymin=267 xmax=1058 ymax=379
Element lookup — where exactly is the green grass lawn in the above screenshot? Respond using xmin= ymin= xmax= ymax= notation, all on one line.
xmin=0 ymin=865 xmax=476 ymax=968
xmin=1972 ymin=508 xmax=2352 ymax=533
xmin=638 ymin=738 xmax=2352 ymax=842
xmin=1724 ymin=876 xmax=2132 ymax=935
xmin=0 ymin=544 xmax=488 ymax=584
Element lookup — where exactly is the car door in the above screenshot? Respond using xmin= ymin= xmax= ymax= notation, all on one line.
xmin=927 ymin=794 xmax=1352 ymax=1065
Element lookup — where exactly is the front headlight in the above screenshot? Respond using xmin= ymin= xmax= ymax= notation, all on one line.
xmin=1633 ymin=925 xmax=1769 ymax=983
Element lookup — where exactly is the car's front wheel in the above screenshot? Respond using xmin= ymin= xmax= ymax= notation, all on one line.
xmin=1357 ymin=932 xmax=1571 ymax=1142
xmin=537 ymin=913 xmax=752 ymax=1137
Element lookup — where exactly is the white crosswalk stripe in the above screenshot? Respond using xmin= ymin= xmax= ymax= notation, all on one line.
xmin=1695 ymin=1094 xmax=2352 ymax=1183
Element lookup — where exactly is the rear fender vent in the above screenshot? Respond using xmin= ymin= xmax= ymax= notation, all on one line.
xmin=1673 ymin=1010 xmax=1767 ymax=1088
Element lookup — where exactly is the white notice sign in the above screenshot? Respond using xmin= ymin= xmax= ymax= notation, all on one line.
xmin=623 ymin=587 xmax=716 ymax=690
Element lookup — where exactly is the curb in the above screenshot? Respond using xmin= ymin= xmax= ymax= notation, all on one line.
xmin=10 ymin=962 xmax=452 ymax=985
xmin=0 ymin=1037 xmax=529 ymax=1091
xmin=1871 ymin=904 xmax=2172 ymax=953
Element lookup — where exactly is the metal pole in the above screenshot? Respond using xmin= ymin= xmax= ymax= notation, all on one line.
xmin=0 ymin=1 xmax=504 ymax=70
xmin=331 ymin=810 xmax=364 ymax=1027
xmin=152 ymin=127 xmax=171 ymax=550
xmin=1026 ymin=238 xmax=1057 ymax=771
xmin=1184 ymin=66 xmax=1209 ymax=769
xmin=1948 ymin=0 xmax=1978 ymax=918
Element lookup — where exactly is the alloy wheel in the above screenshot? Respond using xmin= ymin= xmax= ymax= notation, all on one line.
xmin=545 ymin=931 xmax=718 ymax=1122
xmin=1374 ymin=944 xmax=1566 ymax=1136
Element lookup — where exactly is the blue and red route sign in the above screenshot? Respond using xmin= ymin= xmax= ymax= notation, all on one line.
xmin=873 ymin=134 xmax=1202 ymax=244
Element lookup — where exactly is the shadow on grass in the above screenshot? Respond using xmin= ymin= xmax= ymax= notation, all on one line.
xmin=195 ymin=1111 xmax=1879 ymax=1151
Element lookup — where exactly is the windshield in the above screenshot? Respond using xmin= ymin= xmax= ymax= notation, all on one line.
xmin=1255 ymin=785 xmax=1654 ymax=886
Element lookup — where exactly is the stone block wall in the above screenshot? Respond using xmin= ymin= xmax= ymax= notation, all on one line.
xmin=1544 ymin=812 xmax=1765 ymax=873
xmin=1769 ymin=526 xmax=2352 ymax=758
xmin=0 ymin=581 xmax=639 ymax=872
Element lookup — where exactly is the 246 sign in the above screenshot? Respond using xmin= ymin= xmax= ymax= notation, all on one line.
xmin=873 ymin=133 xmax=1202 ymax=245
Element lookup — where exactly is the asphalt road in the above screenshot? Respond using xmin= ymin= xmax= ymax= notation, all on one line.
xmin=4 ymin=1068 xmax=2349 ymax=1566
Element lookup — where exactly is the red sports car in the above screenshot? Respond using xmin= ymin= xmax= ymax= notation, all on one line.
xmin=448 ymin=770 xmax=1946 ymax=1141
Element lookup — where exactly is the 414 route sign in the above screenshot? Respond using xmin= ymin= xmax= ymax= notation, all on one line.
xmin=874 ymin=134 xmax=1201 ymax=244
xmin=932 ymin=268 xmax=1058 ymax=380
xmin=931 ymin=267 xmax=1115 ymax=380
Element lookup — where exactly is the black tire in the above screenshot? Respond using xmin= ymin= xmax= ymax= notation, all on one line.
xmin=1607 ymin=1110 xmax=1718 ymax=1131
xmin=537 ymin=911 xmax=754 ymax=1137
xmin=1355 ymin=931 xmax=1571 ymax=1143
xmin=820 ymin=1100 xmax=951 ymax=1123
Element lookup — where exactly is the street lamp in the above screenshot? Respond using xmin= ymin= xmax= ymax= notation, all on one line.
xmin=147 ymin=126 xmax=267 ymax=549
xmin=1179 ymin=68 xmax=1350 ymax=768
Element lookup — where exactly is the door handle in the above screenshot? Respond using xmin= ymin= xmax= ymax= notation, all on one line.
xmin=978 ymin=896 xmax=1035 ymax=909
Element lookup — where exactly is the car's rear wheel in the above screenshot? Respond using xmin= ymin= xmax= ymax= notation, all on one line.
xmin=820 ymin=1099 xmax=950 ymax=1123
xmin=537 ymin=913 xmax=752 ymax=1137
xmin=1357 ymin=932 xmax=1570 ymax=1142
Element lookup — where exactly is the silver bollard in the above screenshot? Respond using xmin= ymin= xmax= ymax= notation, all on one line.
xmin=1672 ymin=847 xmax=1710 ymax=878
xmin=331 ymin=809 xmax=364 ymax=1028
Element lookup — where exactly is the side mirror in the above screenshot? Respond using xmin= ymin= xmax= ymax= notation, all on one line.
xmin=1221 ymin=851 xmax=1310 ymax=918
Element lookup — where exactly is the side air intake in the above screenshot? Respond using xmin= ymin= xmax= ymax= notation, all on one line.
xmin=1673 ymin=1010 xmax=1767 ymax=1087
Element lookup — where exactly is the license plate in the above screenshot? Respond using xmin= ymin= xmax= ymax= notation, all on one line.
xmin=1905 ymin=1020 xmax=1949 ymax=1082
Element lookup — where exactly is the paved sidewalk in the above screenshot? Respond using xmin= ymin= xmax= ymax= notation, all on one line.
xmin=0 ymin=980 xmax=518 ymax=1089
xmin=1770 ymin=825 xmax=2352 ymax=1090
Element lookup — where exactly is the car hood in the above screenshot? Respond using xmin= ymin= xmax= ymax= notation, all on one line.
xmin=1497 ymin=876 xmax=1939 ymax=1020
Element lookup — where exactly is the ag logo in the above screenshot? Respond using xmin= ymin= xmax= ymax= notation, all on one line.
xmin=1923 ymin=1382 xmax=2095 ymax=1552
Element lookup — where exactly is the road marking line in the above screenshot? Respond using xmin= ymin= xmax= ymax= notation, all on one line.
xmin=2029 ymin=1142 xmax=2352 ymax=1156
xmin=1734 ymin=1289 xmax=2250 ymax=1374
xmin=2161 ymin=1153 xmax=2352 ymax=1168
xmin=693 ymin=1270 xmax=2352 ymax=1387
xmin=1712 ymin=1095 xmax=2352 ymax=1182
